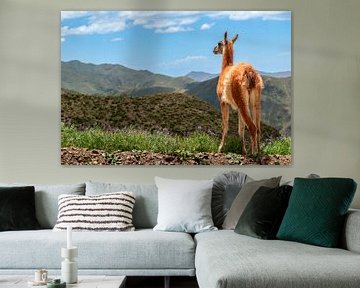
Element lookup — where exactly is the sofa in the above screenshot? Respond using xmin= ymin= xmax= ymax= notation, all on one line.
xmin=0 ymin=175 xmax=359 ymax=288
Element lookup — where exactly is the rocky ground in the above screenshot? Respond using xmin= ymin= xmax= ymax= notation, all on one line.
xmin=61 ymin=147 xmax=291 ymax=166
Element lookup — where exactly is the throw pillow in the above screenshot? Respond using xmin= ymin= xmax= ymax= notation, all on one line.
xmin=153 ymin=177 xmax=217 ymax=233
xmin=277 ymin=178 xmax=357 ymax=248
xmin=53 ymin=192 xmax=136 ymax=231
xmin=0 ymin=182 xmax=86 ymax=228
xmin=222 ymin=176 xmax=281 ymax=230
xmin=86 ymin=181 xmax=158 ymax=229
xmin=212 ymin=171 xmax=252 ymax=228
xmin=234 ymin=185 xmax=293 ymax=239
xmin=0 ymin=186 xmax=41 ymax=231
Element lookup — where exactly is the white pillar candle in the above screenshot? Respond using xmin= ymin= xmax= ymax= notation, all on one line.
xmin=67 ymin=225 xmax=72 ymax=249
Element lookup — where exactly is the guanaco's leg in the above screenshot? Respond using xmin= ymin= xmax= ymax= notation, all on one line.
xmin=218 ymin=102 xmax=229 ymax=153
xmin=238 ymin=113 xmax=246 ymax=155
xmin=254 ymin=85 xmax=262 ymax=153
xmin=232 ymin=83 xmax=257 ymax=155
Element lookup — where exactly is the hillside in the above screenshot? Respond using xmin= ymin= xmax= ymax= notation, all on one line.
xmin=186 ymin=76 xmax=292 ymax=136
xmin=61 ymin=61 xmax=291 ymax=136
xmin=61 ymin=60 xmax=193 ymax=95
xmin=61 ymin=89 xmax=280 ymax=140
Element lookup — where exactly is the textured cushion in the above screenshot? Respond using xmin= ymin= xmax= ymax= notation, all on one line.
xmin=0 ymin=229 xmax=195 ymax=272
xmin=212 ymin=171 xmax=251 ymax=228
xmin=342 ymin=209 xmax=360 ymax=253
xmin=195 ymin=230 xmax=360 ymax=288
xmin=222 ymin=177 xmax=281 ymax=229
xmin=53 ymin=192 xmax=135 ymax=231
xmin=235 ymin=185 xmax=292 ymax=239
xmin=86 ymin=182 xmax=157 ymax=229
xmin=0 ymin=186 xmax=40 ymax=231
xmin=277 ymin=178 xmax=357 ymax=248
xmin=0 ymin=183 xmax=86 ymax=228
xmin=154 ymin=177 xmax=216 ymax=233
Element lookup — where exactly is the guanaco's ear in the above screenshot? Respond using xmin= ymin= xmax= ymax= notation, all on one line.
xmin=224 ymin=31 xmax=228 ymax=42
xmin=232 ymin=34 xmax=238 ymax=43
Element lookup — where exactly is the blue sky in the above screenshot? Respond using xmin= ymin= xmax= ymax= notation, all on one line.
xmin=61 ymin=11 xmax=291 ymax=77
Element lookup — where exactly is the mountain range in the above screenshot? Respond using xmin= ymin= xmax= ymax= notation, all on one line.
xmin=61 ymin=60 xmax=291 ymax=136
xmin=61 ymin=60 xmax=192 ymax=96
xmin=185 ymin=70 xmax=291 ymax=82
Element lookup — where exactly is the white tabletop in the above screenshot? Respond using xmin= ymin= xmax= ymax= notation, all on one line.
xmin=0 ymin=275 xmax=126 ymax=288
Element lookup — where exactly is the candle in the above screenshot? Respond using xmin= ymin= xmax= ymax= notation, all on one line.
xmin=67 ymin=225 xmax=72 ymax=249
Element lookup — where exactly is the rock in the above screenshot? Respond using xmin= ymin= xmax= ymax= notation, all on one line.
xmin=61 ymin=147 xmax=292 ymax=166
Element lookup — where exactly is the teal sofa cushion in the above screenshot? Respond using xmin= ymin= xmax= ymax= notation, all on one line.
xmin=195 ymin=230 xmax=360 ymax=288
xmin=0 ymin=229 xmax=195 ymax=272
xmin=277 ymin=178 xmax=357 ymax=247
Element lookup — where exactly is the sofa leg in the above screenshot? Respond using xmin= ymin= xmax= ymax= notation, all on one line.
xmin=164 ymin=276 xmax=170 ymax=288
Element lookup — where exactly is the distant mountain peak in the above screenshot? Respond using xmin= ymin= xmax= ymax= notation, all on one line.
xmin=258 ymin=71 xmax=291 ymax=78
xmin=185 ymin=71 xmax=218 ymax=82
xmin=61 ymin=60 xmax=193 ymax=96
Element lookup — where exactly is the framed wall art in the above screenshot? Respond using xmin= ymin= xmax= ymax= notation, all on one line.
xmin=61 ymin=11 xmax=292 ymax=166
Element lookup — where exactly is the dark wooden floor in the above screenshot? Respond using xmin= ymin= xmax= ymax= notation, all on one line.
xmin=126 ymin=276 xmax=199 ymax=288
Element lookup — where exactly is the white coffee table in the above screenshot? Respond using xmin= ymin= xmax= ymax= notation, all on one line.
xmin=0 ymin=275 xmax=126 ymax=288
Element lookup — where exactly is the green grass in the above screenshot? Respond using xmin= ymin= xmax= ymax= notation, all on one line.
xmin=61 ymin=125 xmax=219 ymax=154
xmin=62 ymin=124 xmax=291 ymax=156
xmin=262 ymin=137 xmax=291 ymax=155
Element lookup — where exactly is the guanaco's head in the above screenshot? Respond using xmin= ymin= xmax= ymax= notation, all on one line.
xmin=213 ymin=32 xmax=238 ymax=55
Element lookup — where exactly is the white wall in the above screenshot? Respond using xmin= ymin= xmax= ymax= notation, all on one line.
xmin=0 ymin=0 xmax=359 ymax=208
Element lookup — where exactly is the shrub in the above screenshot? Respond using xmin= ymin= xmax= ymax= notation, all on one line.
xmin=263 ymin=137 xmax=291 ymax=155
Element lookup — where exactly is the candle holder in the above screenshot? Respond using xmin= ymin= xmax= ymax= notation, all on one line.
xmin=61 ymin=247 xmax=78 ymax=284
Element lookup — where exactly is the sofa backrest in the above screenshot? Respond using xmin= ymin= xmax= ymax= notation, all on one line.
xmin=0 ymin=183 xmax=86 ymax=229
xmin=86 ymin=181 xmax=158 ymax=229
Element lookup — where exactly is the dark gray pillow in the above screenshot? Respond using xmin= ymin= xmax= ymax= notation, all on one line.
xmin=223 ymin=176 xmax=282 ymax=230
xmin=235 ymin=185 xmax=293 ymax=239
xmin=212 ymin=171 xmax=252 ymax=228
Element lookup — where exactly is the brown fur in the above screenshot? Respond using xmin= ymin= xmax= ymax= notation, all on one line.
xmin=214 ymin=32 xmax=263 ymax=154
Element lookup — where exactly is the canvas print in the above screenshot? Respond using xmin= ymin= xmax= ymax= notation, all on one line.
xmin=61 ymin=11 xmax=292 ymax=165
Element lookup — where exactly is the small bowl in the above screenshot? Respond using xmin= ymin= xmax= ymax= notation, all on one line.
xmin=47 ymin=279 xmax=66 ymax=288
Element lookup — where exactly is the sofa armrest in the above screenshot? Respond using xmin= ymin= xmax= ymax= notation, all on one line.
xmin=342 ymin=209 xmax=360 ymax=253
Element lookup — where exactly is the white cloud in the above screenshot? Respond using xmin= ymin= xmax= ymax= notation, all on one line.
xmin=61 ymin=37 xmax=65 ymax=42
xmin=61 ymin=13 xmax=126 ymax=36
xmin=136 ymin=14 xmax=199 ymax=33
xmin=60 ymin=11 xmax=290 ymax=37
xmin=176 ymin=55 xmax=206 ymax=64
xmin=208 ymin=11 xmax=291 ymax=21
xmin=200 ymin=23 xmax=214 ymax=30
xmin=111 ymin=37 xmax=123 ymax=42
xmin=161 ymin=55 xmax=207 ymax=66
xmin=61 ymin=11 xmax=201 ymax=37
xmin=155 ymin=26 xmax=194 ymax=34
xmin=61 ymin=11 xmax=94 ymax=20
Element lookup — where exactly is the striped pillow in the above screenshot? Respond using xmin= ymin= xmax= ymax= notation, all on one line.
xmin=53 ymin=192 xmax=136 ymax=231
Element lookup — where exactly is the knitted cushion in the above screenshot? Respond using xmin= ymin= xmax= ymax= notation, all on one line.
xmin=53 ymin=192 xmax=136 ymax=231
xmin=277 ymin=178 xmax=357 ymax=247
